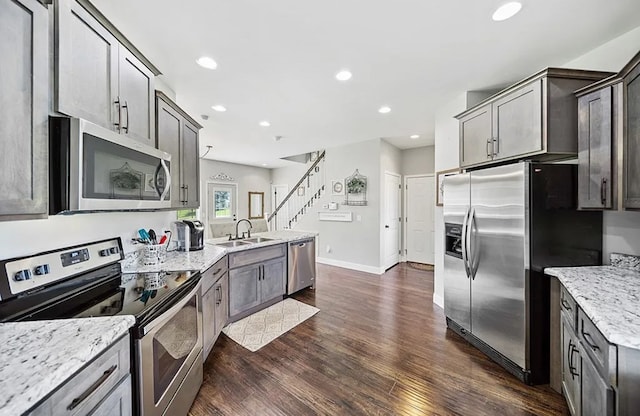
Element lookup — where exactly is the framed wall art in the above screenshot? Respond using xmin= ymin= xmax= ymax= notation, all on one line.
xmin=436 ymin=168 xmax=460 ymax=206
xmin=331 ymin=180 xmax=344 ymax=196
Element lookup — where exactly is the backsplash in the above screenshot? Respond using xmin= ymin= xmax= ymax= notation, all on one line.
xmin=610 ymin=253 xmax=640 ymax=272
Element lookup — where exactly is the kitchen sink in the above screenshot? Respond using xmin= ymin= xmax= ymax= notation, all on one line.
xmin=215 ymin=240 xmax=252 ymax=248
xmin=243 ymin=237 xmax=275 ymax=243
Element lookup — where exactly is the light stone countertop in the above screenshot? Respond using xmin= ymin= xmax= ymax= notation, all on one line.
xmin=546 ymin=254 xmax=640 ymax=350
xmin=0 ymin=316 xmax=135 ymax=416
xmin=122 ymin=230 xmax=317 ymax=274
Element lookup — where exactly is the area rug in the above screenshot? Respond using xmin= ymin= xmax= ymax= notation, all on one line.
xmin=408 ymin=262 xmax=434 ymax=271
xmin=222 ymin=298 xmax=319 ymax=352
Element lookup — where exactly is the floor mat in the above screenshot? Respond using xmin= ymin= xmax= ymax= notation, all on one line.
xmin=222 ymin=298 xmax=319 ymax=352
xmin=408 ymin=262 xmax=434 ymax=271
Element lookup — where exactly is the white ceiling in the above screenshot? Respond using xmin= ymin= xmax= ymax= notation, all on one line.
xmin=91 ymin=0 xmax=640 ymax=168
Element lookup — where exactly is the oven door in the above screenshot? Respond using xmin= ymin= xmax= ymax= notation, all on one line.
xmin=136 ymin=282 xmax=202 ymax=416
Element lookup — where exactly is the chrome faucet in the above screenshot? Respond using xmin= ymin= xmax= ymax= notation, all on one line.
xmin=235 ymin=219 xmax=253 ymax=240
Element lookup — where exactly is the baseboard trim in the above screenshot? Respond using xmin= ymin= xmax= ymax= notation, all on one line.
xmin=316 ymin=257 xmax=384 ymax=275
xmin=433 ymin=293 xmax=444 ymax=309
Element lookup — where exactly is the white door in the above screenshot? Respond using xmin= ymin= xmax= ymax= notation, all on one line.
xmin=383 ymin=172 xmax=401 ymax=270
xmin=405 ymin=175 xmax=435 ymax=264
xmin=271 ymin=184 xmax=289 ymax=230
xmin=207 ymin=182 xmax=237 ymax=223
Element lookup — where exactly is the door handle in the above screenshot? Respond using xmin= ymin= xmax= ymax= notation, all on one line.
xmin=122 ymin=100 xmax=130 ymax=134
xmin=184 ymin=184 xmax=189 ymax=205
xmin=601 ymin=177 xmax=607 ymax=206
xmin=461 ymin=208 xmax=471 ymax=279
xmin=113 ymin=96 xmax=122 ymax=132
xmin=68 ymin=364 xmax=118 ymax=410
xmin=582 ymin=329 xmax=600 ymax=351
xmin=467 ymin=208 xmax=477 ymax=280
xmin=567 ymin=340 xmax=579 ymax=379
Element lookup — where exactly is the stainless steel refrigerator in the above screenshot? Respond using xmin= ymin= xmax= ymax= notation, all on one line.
xmin=443 ymin=162 xmax=602 ymax=384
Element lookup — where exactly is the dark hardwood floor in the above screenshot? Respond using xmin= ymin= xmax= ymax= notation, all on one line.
xmin=190 ymin=263 xmax=568 ymax=415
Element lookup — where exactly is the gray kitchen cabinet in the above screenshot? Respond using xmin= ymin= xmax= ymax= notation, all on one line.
xmin=623 ymin=53 xmax=640 ymax=209
xmin=456 ymin=68 xmax=613 ymax=169
xmin=228 ymin=244 xmax=287 ymax=321
xmin=562 ymin=316 xmax=581 ymax=416
xmin=56 ymin=0 xmax=156 ymax=144
xmin=229 ymin=265 xmax=261 ymax=317
xmin=580 ymin=348 xmax=615 ymax=416
xmin=31 ymin=335 xmax=132 ymax=416
xmin=459 ymin=105 xmax=492 ymax=167
xmin=156 ymin=91 xmax=202 ymax=209
xmin=0 ymin=0 xmax=49 ymax=220
xmin=577 ymin=85 xmax=616 ymax=209
xmin=202 ymin=256 xmax=228 ymax=358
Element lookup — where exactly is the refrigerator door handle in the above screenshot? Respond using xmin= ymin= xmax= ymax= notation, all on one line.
xmin=461 ymin=207 xmax=471 ymax=278
xmin=467 ymin=208 xmax=479 ymax=280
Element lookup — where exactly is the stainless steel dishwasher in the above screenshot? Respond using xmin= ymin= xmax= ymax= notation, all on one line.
xmin=287 ymin=238 xmax=316 ymax=294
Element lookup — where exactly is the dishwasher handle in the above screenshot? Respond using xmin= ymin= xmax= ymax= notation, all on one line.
xmin=290 ymin=238 xmax=314 ymax=247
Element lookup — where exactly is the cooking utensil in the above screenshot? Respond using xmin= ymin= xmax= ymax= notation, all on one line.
xmin=138 ymin=229 xmax=151 ymax=243
xmin=159 ymin=235 xmax=167 ymax=245
xmin=148 ymin=229 xmax=157 ymax=244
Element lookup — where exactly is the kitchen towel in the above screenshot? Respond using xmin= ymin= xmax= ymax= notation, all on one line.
xmin=222 ymin=298 xmax=319 ymax=352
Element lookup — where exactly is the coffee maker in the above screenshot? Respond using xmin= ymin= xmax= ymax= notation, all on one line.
xmin=171 ymin=220 xmax=204 ymax=251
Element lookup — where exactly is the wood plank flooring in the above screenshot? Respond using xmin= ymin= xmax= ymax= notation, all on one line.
xmin=190 ymin=263 xmax=568 ymax=415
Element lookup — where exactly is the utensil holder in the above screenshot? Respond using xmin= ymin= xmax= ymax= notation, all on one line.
xmin=141 ymin=244 xmax=167 ymax=266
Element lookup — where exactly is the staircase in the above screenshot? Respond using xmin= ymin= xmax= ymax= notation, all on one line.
xmin=268 ymin=150 xmax=326 ymax=230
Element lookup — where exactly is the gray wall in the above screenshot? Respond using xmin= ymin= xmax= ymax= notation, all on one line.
xmin=401 ymin=145 xmax=435 ymax=175
xmin=199 ymin=159 xmax=272 ymax=237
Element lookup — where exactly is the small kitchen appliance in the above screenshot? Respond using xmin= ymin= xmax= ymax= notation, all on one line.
xmin=183 ymin=220 xmax=204 ymax=251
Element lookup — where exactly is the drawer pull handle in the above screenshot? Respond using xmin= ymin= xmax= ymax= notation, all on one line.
xmin=213 ymin=268 xmax=223 ymax=276
xmin=582 ymin=330 xmax=600 ymax=351
xmin=68 ymin=364 xmax=117 ymax=410
xmin=560 ymin=298 xmax=572 ymax=311
xmin=567 ymin=340 xmax=579 ymax=379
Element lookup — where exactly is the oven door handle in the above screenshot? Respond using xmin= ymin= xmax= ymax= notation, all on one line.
xmin=140 ymin=281 xmax=200 ymax=336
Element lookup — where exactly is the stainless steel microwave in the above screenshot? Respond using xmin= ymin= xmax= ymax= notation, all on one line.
xmin=50 ymin=117 xmax=171 ymax=213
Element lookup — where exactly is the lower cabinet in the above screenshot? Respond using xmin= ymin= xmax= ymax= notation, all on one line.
xmin=89 ymin=375 xmax=132 ymax=416
xmin=562 ymin=316 xmax=581 ymax=416
xmin=581 ymin=348 xmax=615 ymax=416
xmin=202 ymin=256 xmax=229 ymax=359
xmin=228 ymin=244 xmax=287 ymax=321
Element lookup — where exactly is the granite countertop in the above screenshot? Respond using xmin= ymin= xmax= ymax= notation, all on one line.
xmin=546 ymin=253 xmax=640 ymax=350
xmin=122 ymin=230 xmax=317 ymax=273
xmin=0 ymin=316 xmax=135 ymax=416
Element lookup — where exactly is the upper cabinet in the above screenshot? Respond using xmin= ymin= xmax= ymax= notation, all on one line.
xmin=0 ymin=0 xmax=49 ymax=220
xmin=55 ymin=0 xmax=158 ymax=144
xmin=575 ymin=50 xmax=640 ymax=211
xmin=457 ymin=68 xmax=613 ymax=169
xmin=156 ymin=92 xmax=202 ymax=209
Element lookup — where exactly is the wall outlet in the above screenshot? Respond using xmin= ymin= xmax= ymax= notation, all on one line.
xmin=356 ymin=215 xmax=362 ymax=221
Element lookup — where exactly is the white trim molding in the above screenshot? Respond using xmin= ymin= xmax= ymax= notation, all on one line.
xmin=433 ymin=293 xmax=444 ymax=309
xmin=317 ymin=257 xmax=385 ymax=275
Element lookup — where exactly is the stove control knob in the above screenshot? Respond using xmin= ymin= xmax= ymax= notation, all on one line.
xmin=35 ymin=264 xmax=50 ymax=275
xmin=99 ymin=249 xmax=110 ymax=257
xmin=14 ymin=269 xmax=32 ymax=281
xmin=109 ymin=247 xmax=119 ymax=255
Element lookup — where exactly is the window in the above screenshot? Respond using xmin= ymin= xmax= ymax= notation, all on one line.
xmin=207 ymin=182 xmax=237 ymax=222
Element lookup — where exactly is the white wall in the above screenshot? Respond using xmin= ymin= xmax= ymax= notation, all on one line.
xmin=0 ymin=211 xmax=176 ymax=259
xmin=401 ymin=146 xmax=435 ymax=175
xmin=561 ymin=26 xmax=640 ymax=262
xmin=199 ymin=159 xmax=272 ymax=232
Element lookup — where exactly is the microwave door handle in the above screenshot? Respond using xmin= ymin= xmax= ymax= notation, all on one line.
xmin=461 ymin=208 xmax=471 ymax=278
xmin=156 ymin=160 xmax=171 ymax=201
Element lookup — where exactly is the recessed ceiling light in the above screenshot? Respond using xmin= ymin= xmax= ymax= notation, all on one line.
xmin=492 ymin=2 xmax=522 ymax=21
xmin=196 ymin=56 xmax=217 ymax=70
xmin=335 ymin=70 xmax=352 ymax=81
xmin=259 ymin=121 xmax=271 ymax=127
xmin=211 ymin=105 xmax=227 ymax=112
xmin=378 ymin=106 xmax=391 ymax=114
xmin=261 ymin=163 xmax=267 ymax=166
xmin=410 ymin=134 xmax=420 ymax=139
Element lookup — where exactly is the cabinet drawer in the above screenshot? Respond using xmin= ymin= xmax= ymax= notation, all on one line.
xmin=201 ymin=255 xmax=228 ymax=293
xmin=89 ymin=375 xmax=132 ymax=416
xmin=578 ymin=308 xmax=616 ymax=383
xmin=560 ymin=285 xmax=577 ymax=330
xmin=50 ymin=335 xmax=130 ymax=416
xmin=229 ymin=244 xmax=286 ymax=269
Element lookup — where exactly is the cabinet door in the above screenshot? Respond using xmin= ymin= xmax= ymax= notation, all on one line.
xmin=181 ymin=121 xmax=200 ymax=208
xmin=459 ymin=105 xmax=493 ymax=167
xmin=625 ymin=63 xmax=640 ymax=209
xmin=581 ymin=349 xmax=615 ymax=416
xmin=561 ymin=317 xmax=581 ymax=416
xmin=578 ymin=87 xmax=613 ymax=209
xmin=56 ymin=0 xmax=119 ymax=130
xmin=202 ymin=287 xmax=216 ymax=358
xmin=492 ymin=80 xmax=543 ymax=160
xmin=89 ymin=375 xmax=132 ymax=416
xmin=118 ymin=46 xmax=155 ymax=144
xmin=260 ymin=257 xmax=286 ymax=303
xmin=229 ymin=265 xmax=260 ymax=317
xmin=156 ymin=97 xmax=183 ymax=208
xmin=214 ymin=274 xmax=229 ymax=338
xmin=0 ymin=0 xmax=48 ymax=218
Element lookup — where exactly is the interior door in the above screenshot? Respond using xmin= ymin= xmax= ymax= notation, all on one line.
xmin=443 ymin=172 xmax=471 ymax=331
xmin=383 ymin=172 xmax=401 ymax=270
xmin=470 ymin=163 xmax=526 ymax=368
xmin=405 ymin=175 xmax=435 ymax=264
